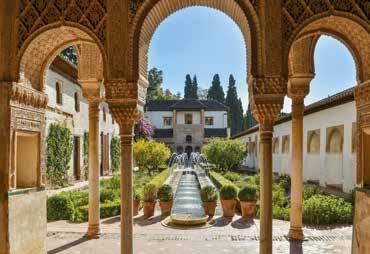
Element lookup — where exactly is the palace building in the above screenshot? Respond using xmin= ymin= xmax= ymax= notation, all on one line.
xmin=233 ymin=87 xmax=356 ymax=193
xmin=144 ymin=99 xmax=229 ymax=153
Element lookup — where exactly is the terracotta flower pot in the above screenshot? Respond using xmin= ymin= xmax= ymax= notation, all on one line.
xmin=203 ymin=201 xmax=217 ymax=217
xmin=133 ymin=199 xmax=141 ymax=216
xmin=159 ymin=200 xmax=173 ymax=216
xmin=221 ymin=199 xmax=237 ymax=218
xmin=240 ymin=200 xmax=256 ymax=221
xmin=143 ymin=201 xmax=156 ymax=218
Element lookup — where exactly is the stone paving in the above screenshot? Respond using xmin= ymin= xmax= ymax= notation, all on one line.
xmin=47 ymin=211 xmax=353 ymax=254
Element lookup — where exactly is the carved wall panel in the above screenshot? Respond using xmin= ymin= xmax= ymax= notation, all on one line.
xmin=282 ymin=0 xmax=369 ymax=40
xmin=18 ymin=0 xmax=107 ymax=49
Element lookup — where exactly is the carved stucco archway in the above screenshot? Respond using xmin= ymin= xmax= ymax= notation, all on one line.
xmin=16 ymin=24 xmax=107 ymax=91
xmin=287 ymin=15 xmax=369 ymax=82
xmin=129 ymin=0 xmax=262 ymax=82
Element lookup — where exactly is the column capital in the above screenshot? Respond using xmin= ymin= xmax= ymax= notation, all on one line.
xmin=110 ymin=104 xmax=142 ymax=135
xmin=249 ymin=76 xmax=286 ymax=124
xmin=287 ymin=74 xmax=314 ymax=101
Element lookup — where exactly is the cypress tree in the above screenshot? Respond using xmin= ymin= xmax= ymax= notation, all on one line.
xmin=192 ymin=75 xmax=199 ymax=99
xmin=207 ymin=74 xmax=225 ymax=103
xmin=226 ymin=75 xmax=244 ymax=136
xmin=244 ymin=103 xmax=257 ymax=129
xmin=184 ymin=74 xmax=193 ymax=99
xmin=147 ymin=68 xmax=163 ymax=102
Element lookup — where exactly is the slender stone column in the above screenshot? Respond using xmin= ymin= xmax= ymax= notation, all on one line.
xmin=287 ymin=76 xmax=311 ymax=240
xmin=120 ymin=129 xmax=134 ymax=254
xmin=259 ymin=120 xmax=274 ymax=254
xmin=288 ymin=97 xmax=305 ymax=240
xmin=85 ymin=93 xmax=101 ymax=239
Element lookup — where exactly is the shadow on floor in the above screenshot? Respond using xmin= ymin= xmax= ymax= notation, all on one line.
xmin=134 ymin=215 xmax=164 ymax=226
xmin=231 ymin=218 xmax=255 ymax=229
xmin=213 ymin=216 xmax=233 ymax=227
xmin=47 ymin=237 xmax=90 ymax=254
xmin=289 ymin=240 xmax=303 ymax=254
xmin=102 ymin=216 xmax=120 ymax=224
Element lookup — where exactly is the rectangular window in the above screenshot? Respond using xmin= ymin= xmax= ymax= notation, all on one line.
xmin=163 ymin=117 xmax=172 ymax=126
xmin=56 ymin=81 xmax=63 ymax=105
xmin=185 ymin=114 xmax=192 ymax=124
xmin=74 ymin=92 xmax=80 ymax=112
xmin=205 ymin=117 xmax=214 ymax=126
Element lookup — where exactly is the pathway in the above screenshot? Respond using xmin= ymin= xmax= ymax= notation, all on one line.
xmin=47 ymin=213 xmax=352 ymax=254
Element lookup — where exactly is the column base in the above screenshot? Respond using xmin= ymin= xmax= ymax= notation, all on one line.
xmin=86 ymin=224 xmax=101 ymax=239
xmin=288 ymin=227 xmax=304 ymax=240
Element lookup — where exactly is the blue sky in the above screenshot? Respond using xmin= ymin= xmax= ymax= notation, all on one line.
xmin=148 ymin=7 xmax=356 ymax=113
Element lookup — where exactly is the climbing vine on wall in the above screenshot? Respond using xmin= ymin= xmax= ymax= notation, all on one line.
xmin=110 ymin=136 xmax=121 ymax=173
xmin=83 ymin=132 xmax=89 ymax=180
xmin=47 ymin=123 xmax=74 ymax=187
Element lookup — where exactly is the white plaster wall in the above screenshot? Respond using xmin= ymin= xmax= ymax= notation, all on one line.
xmin=45 ymin=69 xmax=119 ymax=178
xmin=144 ymin=111 xmax=173 ymax=129
xmin=204 ymin=111 xmax=228 ymax=128
xmin=235 ymin=101 xmax=357 ymax=192
xmin=177 ymin=111 xmax=201 ymax=124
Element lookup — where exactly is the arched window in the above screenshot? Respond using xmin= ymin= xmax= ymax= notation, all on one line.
xmin=74 ymin=92 xmax=80 ymax=112
xmin=282 ymin=135 xmax=290 ymax=154
xmin=177 ymin=146 xmax=184 ymax=154
xmin=308 ymin=130 xmax=320 ymax=154
xmin=186 ymin=135 xmax=192 ymax=143
xmin=56 ymin=81 xmax=63 ymax=105
xmin=273 ymin=138 xmax=279 ymax=154
xmin=327 ymin=127 xmax=343 ymax=154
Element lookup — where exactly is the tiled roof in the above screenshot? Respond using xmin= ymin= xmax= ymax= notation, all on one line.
xmin=145 ymin=99 xmax=228 ymax=111
xmin=232 ymin=87 xmax=355 ymax=139
xmin=204 ymin=128 xmax=228 ymax=138
xmin=153 ymin=129 xmax=173 ymax=138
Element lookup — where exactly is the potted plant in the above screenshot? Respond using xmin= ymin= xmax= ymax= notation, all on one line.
xmin=200 ymin=185 xmax=218 ymax=217
xmin=157 ymin=184 xmax=174 ymax=216
xmin=238 ymin=185 xmax=257 ymax=221
xmin=143 ymin=183 xmax=157 ymax=218
xmin=220 ymin=185 xmax=238 ymax=218
xmin=133 ymin=187 xmax=142 ymax=216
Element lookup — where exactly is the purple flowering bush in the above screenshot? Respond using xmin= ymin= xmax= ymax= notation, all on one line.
xmin=134 ymin=117 xmax=154 ymax=140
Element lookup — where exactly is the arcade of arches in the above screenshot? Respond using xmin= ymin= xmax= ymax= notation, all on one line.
xmin=0 ymin=1 xmax=369 ymax=254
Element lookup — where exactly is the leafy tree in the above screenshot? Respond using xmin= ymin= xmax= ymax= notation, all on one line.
xmin=184 ymin=74 xmax=193 ymax=99
xmin=60 ymin=46 xmax=78 ymax=65
xmin=110 ymin=136 xmax=121 ymax=173
xmin=243 ymin=103 xmax=258 ymax=130
xmin=134 ymin=117 xmax=154 ymax=141
xmin=46 ymin=123 xmax=74 ymax=187
xmin=225 ymin=75 xmax=244 ymax=136
xmin=191 ymin=75 xmax=199 ymax=99
xmin=147 ymin=68 xmax=163 ymax=101
xmin=207 ymin=74 xmax=225 ymax=103
xmin=133 ymin=139 xmax=171 ymax=175
xmin=202 ymin=138 xmax=246 ymax=172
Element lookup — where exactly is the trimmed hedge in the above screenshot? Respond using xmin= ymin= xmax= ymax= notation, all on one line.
xmin=147 ymin=168 xmax=170 ymax=188
xmin=303 ymin=194 xmax=353 ymax=225
xmin=80 ymin=200 xmax=121 ymax=221
xmin=210 ymin=171 xmax=239 ymax=192
xmin=223 ymin=172 xmax=242 ymax=183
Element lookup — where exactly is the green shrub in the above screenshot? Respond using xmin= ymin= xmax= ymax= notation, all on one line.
xmin=158 ymin=184 xmax=174 ymax=201
xmin=143 ymin=183 xmax=157 ymax=202
xmin=133 ymin=139 xmax=171 ymax=175
xmin=46 ymin=123 xmax=74 ymax=187
xmin=247 ymin=173 xmax=260 ymax=188
xmin=100 ymin=188 xmax=119 ymax=203
xmin=238 ymin=186 xmax=257 ymax=201
xmin=200 ymin=185 xmax=218 ymax=202
xmin=276 ymin=174 xmax=291 ymax=192
xmin=210 ymin=171 xmax=238 ymax=190
xmin=202 ymin=138 xmax=246 ymax=171
xmin=303 ymin=185 xmax=321 ymax=200
xmin=147 ymin=168 xmax=170 ymax=188
xmin=80 ymin=200 xmax=121 ymax=221
xmin=101 ymin=175 xmax=120 ymax=190
xmin=273 ymin=206 xmax=290 ymax=220
xmin=220 ymin=185 xmax=238 ymax=200
xmin=110 ymin=136 xmax=121 ymax=173
xmin=47 ymin=194 xmax=73 ymax=221
xmin=134 ymin=187 xmax=142 ymax=200
xmin=224 ymin=172 xmax=242 ymax=182
xmin=272 ymin=184 xmax=289 ymax=208
xmin=303 ymin=194 xmax=353 ymax=225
